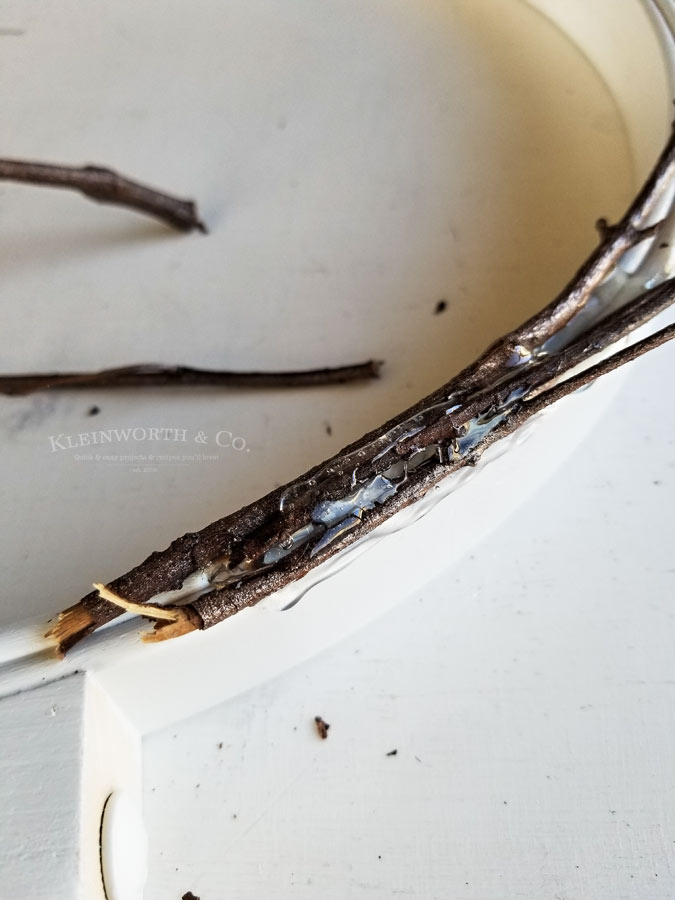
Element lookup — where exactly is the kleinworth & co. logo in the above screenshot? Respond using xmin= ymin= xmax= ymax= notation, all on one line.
xmin=47 ymin=425 xmax=249 ymax=471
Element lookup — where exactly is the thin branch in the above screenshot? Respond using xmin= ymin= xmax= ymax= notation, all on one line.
xmin=451 ymin=127 xmax=675 ymax=396
xmin=520 ymin=322 xmax=675 ymax=407
xmin=397 ymin=275 xmax=675 ymax=452
xmin=46 ymin=129 xmax=675 ymax=655
xmin=0 ymin=360 xmax=381 ymax=396
xmin=0 ymin=158 xmax=206 ymax=232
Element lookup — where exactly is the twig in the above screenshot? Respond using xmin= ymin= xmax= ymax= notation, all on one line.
xmin=517 ymin=322 xmax=675 ymax=408
xmin=0 ymin=361 xmax=381 ymax=396
xmin=0 ymin=158 xmax=205 ymax=232
xmin=46 ymin=128 xmax=675 ymax=654
xmin=396 ymin=275 xmax=675 ymax=453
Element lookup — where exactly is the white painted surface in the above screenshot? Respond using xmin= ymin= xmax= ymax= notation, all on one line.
xmin=0 ymin=673 xmax=142 ymax=900
xmin=143 ymin=338 xmax=675 ymax=900
xmin=0 ymin=676 xmax=88 ymax=900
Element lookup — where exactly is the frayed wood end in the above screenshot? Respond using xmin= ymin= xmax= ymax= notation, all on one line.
xmin=92 ymin=583 xmax=200 ymax=644
xmin=142 ymin=612 xmax=200 ymax=643
xmin=45 ymin=603 xmax=96 ymax=657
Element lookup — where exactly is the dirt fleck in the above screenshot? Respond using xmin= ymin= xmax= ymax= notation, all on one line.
xmin=324 ymin=421 xmax=333 ymax=436
xmin=182 ymin=893 xmax=200 ymax=900
xmin=87 ymin=405 xmax=100 ymax=416
xmin=386 ymin=749 xmax=398 ymax=757
xmin=314 ymin=716 xmax=330 ymax=739
xmin=434 ymin=299 xmax=448 ymax=315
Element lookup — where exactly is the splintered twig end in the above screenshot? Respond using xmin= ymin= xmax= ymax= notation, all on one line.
xmin=92 ymin=583 xmax=201 ymax=644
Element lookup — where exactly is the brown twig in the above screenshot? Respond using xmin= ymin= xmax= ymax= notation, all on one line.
xmin=46 ymin=128 xmax=675 ymax=654
xmin=516 ymin=322 xmax=675 ymax=408
xmin=396 ymin=275 xmax=675 ymax=454
xmin=0 ymin=361 xmax=381 ymax=396
xmin=0 ymin=158 xmax=205 ymax=232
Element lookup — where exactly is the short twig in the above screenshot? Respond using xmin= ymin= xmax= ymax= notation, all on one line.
xmin=0 ymin=361 xmax=381 ymax=396
xmin=0 ymin=158 xmax=205 ymax=232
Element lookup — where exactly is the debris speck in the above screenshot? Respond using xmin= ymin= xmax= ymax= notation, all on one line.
xmin=87 ymin=405 xmax=100 ymax=416
xmin=386 ymin=749 xmax=398 ymax=757
xmin=314 ymin=716 xmax=330 ymax=739
xmin=434 ymin=299 xmax=448 ymax=315
xmin=182 ymin=893 xmax=200 ymax=900
xmin=324 ymin=421 xmax=333 ymax=436
xmin=217 ymin=742 xmax=223 ymax=750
